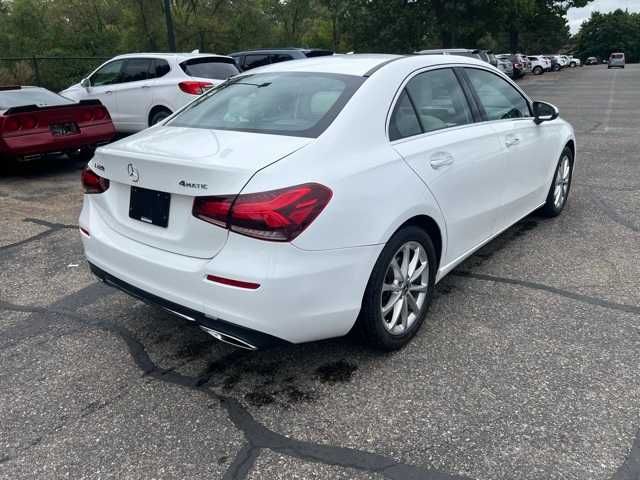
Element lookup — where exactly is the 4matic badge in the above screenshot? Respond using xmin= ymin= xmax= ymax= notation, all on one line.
xmin=179 ymin=180 xmax=208 ymax=190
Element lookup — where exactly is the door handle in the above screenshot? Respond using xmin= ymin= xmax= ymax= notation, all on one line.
xmin=141 ymin=85 xmax=151 ymax=89
xmin=105 ymin=90 xmax=113 ymax=95
xmin=505 ymin=135 xmax=520 ymax=148
xmin=429 ymin=152 xmax=454 ymax=169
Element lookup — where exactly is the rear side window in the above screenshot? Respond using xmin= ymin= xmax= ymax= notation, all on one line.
xmin=180 ymin=57 xmax=239 ymax=80
xmin=389 ymin=91 xmax=422 ymax=141
xmin=465 ymin=68 xmax=530 ymax=121
xmin=269 ymin=54 xmax=294 ymax=64
xmin=243 ymin=54 xmax=270 ymax=70
xmin=120 ymin=58 xmax=152 ymax=83
xmin=168 ymin=72 xmax=364 ymax=138
xmin=150 ymin=59 xmax=170 ymax=78
xmin=389 ymin=68 xmax=472 ymax=141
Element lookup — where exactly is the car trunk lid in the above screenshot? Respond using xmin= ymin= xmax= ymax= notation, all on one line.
xmin=90 ymin=126 xmax=311 ymax=258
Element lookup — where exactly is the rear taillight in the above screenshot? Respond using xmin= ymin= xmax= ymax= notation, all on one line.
xmin=193 ymin=183 xmax=332 ymax=242
xmin=94 ymin=107 xmax=108 ymax=120
xmin=2 ymin=115 xmax=38 ymax=132
xmin=514 ymin=63 xmax=522 ymax=69
xmin=179 ymin=81 xmax=213 ymax=95
xmin=81 ymin=166 xmax=109 ymax=194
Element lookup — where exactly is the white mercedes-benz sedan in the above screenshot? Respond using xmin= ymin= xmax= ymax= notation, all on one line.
xmin=79 ymin=54 xmax=575 ymax=351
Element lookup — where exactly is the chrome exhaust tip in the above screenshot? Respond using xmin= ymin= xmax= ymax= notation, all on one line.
xmin=199 ymin=326 xmax=258 ymax=351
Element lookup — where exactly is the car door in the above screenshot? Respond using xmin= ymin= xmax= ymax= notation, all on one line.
xmin=87 ymin=59 xmax=124 ymax=125
xmin=390 ymin=67 xmax=506 ymax=266
xmin=113 ymin=58 xmax=154 ymax=132
xmin=464 ymin=67 xmax=556 ymax=231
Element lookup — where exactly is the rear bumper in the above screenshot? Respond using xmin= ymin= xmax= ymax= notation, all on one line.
xmin=80 ymin=198 xmax=383 ymax=346
xmin=1 ymin=122 xmax=115 ymax=157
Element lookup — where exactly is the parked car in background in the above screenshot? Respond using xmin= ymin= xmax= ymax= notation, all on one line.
xmin=229 ymin=48 xmax=333 ymax=72
xmin=60 ymin=53 xmax=239 ymax=133
xmin=528 ymin=56 xmax=550 ymax=75
xmin=496 ymin=53 xmax=529 ymax=79
xmin=79 ymin=54 xmax=576 ymax=351
xmin=544 ymin=55 xmax=563 ymax=71
xmin=1 ymin=86 xmax=114 ymax=163
xmin=608 ymin=52 xmax=625 ymax=69
xmin=478 ymin=50 xmax=498 ymax=67
xmin=496 ymin=56 xmax=514 ymax=77
xmin=586 ymin=57 xmax=598 ymax=65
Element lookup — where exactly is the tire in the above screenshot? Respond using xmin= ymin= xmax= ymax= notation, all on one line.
xmin=553 ymin=65 xmax=560 ymax=72
xmin=355 ymin=226 xmax=437 ymax=351
xmin=533 ymin=66 xmax=543 ymax=75
xmin=570 ymin=62 xmax=576 ymax=68
xmin=149 ymin=108 xmax=172 ymax=127
xmin=539 ymin=147 xmax=573 ymax=218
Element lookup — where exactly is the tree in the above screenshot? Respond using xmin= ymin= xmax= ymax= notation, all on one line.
xmin=575 ymin=9 xmax=640 ymax=62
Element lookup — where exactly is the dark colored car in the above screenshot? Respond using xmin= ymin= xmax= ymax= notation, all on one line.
xmin=496 ymin=53 xmax=529 ymax=79
xmin=0 ymin=86 xmax=115 ymax=162
xmin=586 ymin=57 xmax=598 ymax=65
xmin=228 ymin=48 xmax=333 ymax=72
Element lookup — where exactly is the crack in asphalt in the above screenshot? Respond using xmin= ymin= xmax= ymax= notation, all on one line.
xmin=0 ymin=218 xmax=77 ymax=253
xmin=452 ymin=271 xmax=640 ymax=316
xmin=590 ymin=194 xmax=640 ymax=233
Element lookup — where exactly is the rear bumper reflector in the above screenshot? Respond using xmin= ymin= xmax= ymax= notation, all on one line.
xmin=206 ymin=274 xmax=260 ymax=290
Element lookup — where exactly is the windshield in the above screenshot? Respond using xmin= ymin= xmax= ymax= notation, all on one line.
xmin=0 ymin=87 xmax=72 ymax=110
xmin=180 ymin=57 xmax=239 ymax=80
xmin=168 ymin=72 xmax=365 ymax=138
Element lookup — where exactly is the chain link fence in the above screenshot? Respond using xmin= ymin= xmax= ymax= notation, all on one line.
xmin=0 ymin=57 xmax=110 ymax=92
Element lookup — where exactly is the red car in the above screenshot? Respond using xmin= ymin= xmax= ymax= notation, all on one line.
xmin=0 ymin=86 xmax=115 ymax=162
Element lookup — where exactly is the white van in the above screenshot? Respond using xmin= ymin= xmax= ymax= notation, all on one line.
xmin=608 ymin=52 xmax=625 ymax=69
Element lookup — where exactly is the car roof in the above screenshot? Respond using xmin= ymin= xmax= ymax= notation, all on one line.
xmin=239 ymin=53 xmax=488 ymax=77
xmin=229 ymin=47 xmax=332 ymax=55
xmin=416 ymin=48 xmax=479 ymax=54
xmin=111 ymin=52 xmax=233 ymax=61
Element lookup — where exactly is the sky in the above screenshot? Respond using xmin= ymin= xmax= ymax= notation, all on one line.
xmin=567 ymin=0 xmax=640 ymax=33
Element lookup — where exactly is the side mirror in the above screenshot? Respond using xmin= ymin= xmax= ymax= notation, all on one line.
xmin=533 ymin=101 xmax=559 ymax=125
xmin=80 ymin=78 xmax=91 ymax=89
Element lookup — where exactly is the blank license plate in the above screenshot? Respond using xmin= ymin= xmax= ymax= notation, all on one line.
xmin=129 ymin=187 xmax=171 ymax=228
xmin=50 ymin=122 xmax=79 ymax=136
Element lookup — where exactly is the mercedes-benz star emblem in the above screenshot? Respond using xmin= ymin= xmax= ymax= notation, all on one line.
xmin=127 ymin=163 xmax=139 ymax=183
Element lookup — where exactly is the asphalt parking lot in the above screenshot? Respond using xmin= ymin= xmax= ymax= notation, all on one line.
xmin=1 ymin=64 xmax=639 ymax=480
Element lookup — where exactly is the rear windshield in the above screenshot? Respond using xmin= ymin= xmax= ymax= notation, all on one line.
xmin=0 ymin=87 xmax=72 ymax=110
xmin=180 ymin=57 xmax=240 ymax=80
xmin=611 ymin=54 xmax=624 ymax=59
xmin=168 ymin=72 xmax=365 ymax=138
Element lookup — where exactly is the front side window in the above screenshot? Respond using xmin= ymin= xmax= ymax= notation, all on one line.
xmin=120 ymin=58 xmax=152 ymax=83
xmin=465 ymin=68 xmax=530 ymax=121
xmin=168 ymin=72 xmax=364 ymax=138
xmin=90 ymin=60 xmax=124 ymax=86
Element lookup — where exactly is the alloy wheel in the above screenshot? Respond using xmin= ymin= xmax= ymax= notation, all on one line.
xmin=554 ymin=155 xmax=571 ymax=209
xmin=380 ymin=241 xmax=429 ymax=335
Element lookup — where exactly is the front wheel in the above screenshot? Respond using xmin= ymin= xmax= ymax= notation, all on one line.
xmin=533 ymin=66 xmax=543 ymax=75
xmin=539 ymin=147 xmax=573 ymax=217
xmin=356 ymin=226 xmax=437 ymax=351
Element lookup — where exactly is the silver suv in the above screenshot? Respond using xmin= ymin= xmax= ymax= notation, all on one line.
xmin=608 ymin=52 xmax=625 ymax=69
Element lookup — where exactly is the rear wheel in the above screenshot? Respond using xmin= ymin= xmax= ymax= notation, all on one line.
xmin=533 ymin=66 xmax=543 ymax=75
xmin=356 ymin=226 xmax=437 ymax=351
xmin=149 ymin=108 xmax=172 ymax=127
xmin=540 ymin=147 xmax=573 ymax=217
xmin=570 ymin=62 xmax=576 ymax=68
